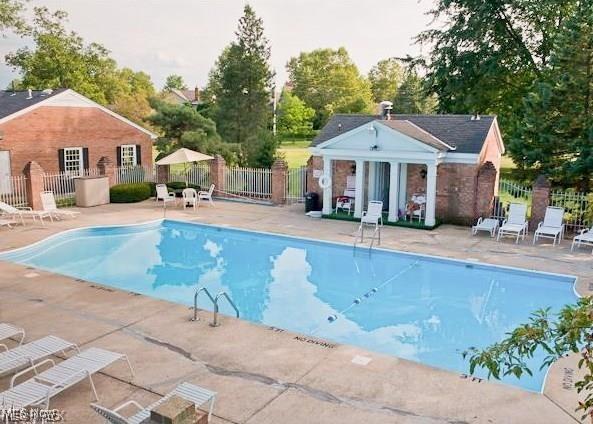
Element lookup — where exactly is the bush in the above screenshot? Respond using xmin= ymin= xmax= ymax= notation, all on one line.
xmin=166 ymin=182 xmax=201 ymax=191
xmin=110 ymin=183 xmax=152 ymax=203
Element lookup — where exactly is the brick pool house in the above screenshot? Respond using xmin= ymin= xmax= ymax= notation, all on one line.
xmin=0 ymin=89 xmax=156 ymax=179
xmin=307 ymin=112 xmax=504 ymax=226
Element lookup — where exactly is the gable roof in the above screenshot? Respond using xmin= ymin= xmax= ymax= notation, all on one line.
xmin=377 ymin=120 xmax=454 ymax=151
xmin=312 ymin=114 xmax=498 ymax=154
xmin=0 ymin=89 xmax=157 ymax=139
xmin=0 ymin=89 xmax=67 ymax=120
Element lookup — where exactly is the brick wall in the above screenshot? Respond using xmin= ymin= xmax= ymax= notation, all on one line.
xmin=0 ymin=106 xmax=153 ymax=174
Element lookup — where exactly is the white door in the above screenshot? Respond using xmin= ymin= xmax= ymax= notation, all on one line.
xmin=0 ymin=151 xmax=11 ymax=195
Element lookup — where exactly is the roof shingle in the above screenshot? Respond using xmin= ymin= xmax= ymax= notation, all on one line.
xmin=0 ymin=89 xmax=67 ymax=120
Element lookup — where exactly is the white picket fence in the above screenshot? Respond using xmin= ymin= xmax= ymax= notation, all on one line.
xmin=168 ymin=165 xmax=211 ymax=188
xmin=223 ymin=166 xmax=272 ymax=199
xmin=493 ymin=179 xmax=533 ymax=219
xmin=285 ymin=166 xmax=307 ymax=203
xmin=42 ymin=169 xmax=102 ymax=206
xmin=116 ymin=165 xmax=156 ymax=185
xmin=0 ymin=175 xmax=28 ymax=208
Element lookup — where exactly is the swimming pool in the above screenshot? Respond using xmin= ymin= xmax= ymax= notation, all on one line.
xmin=0 ymin=220 xmax=578 ymax=392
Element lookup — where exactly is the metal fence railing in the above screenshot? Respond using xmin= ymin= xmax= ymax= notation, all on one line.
xmin=0 ymin=175 xmax=28 ymax=208
xmin=223 ymin=166 xmax=272 ymax=199
xmin=550 ymin=189 xmax=589 ymax=232
xmin=42 ymin=169 xmax=101 ymax=206
xmin=168 ymin=165 xmax=210 ymax=188
xmin=493 ymin=179 xmax=533 ymax=219
xmin=285 ymin=166 xmax=307 ymax=204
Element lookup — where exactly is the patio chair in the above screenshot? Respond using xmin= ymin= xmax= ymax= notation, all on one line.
xmin=0 ymin=335 xmax=79 ymax=377
xmin=90 ymin=382 xmax=217 ymax=424
xmin=571 ymin=226 xmax=593 ymax=253
xmin=0 ymin=323 xmax=25 ymax=352
xmin=0 ymin=218 xmax=17 ymax=229
xmin=40 ymin=191 xmax=80 ymax=220
xmin=335 ymin=196 xmax=353 ymax=215
xmin=533 ymin=206 xmax=565 ymax=246
xmin=198 ymin=184 xmax=215 ymax=207
xmin=0 ymin=347 xmax=134 ymax=409
xmin=182 ymin=188 xmax=198 ymax=211
xmin=0 ymin=200 xmax=53 ymax=226
xmin=343 ymin=175 xmax=356 ymax=198
xmin=358 ymin=201 xmax=383 ymax=245
xmin=156 ymin=184 xmax=177 ymax=206
xmin=497 ymin=203 xmax=529 ymax=244
xmin=472 ymin=217 xmax=499 ymax=237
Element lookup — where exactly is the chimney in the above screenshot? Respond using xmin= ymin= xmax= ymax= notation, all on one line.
xmin=379 ymin=100 xmax=393 ymax=120
xmin=194 ymin=86 xmax=200 ymax=103
xmin=26 ymin=89 xmax=32 ymax=99
xmin=470 ymin=113 xmax=481 ymax=121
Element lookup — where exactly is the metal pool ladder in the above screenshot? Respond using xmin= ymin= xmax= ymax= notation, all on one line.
xmin=192 ymin=287 xmax=240 ymax=327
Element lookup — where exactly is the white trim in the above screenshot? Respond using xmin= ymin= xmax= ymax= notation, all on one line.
xmin=63 ymin=146 xmax=84 ymax=176
xmin=120 ymin=144 xmax=138 ymax=167
xmin=441 ymin=153 xmax=480 ymax=164
xmin=0 ymin=89 xmax=157 ymax=139
xmin=311 ymin=148 xmax=444 ymax=164
xmin=491 ymin=117 xmax=505 ymax=155
xmin=314 ymin=124 xmax=375 ymax=149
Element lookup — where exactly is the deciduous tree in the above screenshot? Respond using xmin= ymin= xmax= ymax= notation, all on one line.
xmin=0 ymin=0 xmax=26 ymax=35
xmin=286 ymin=47 xmax=374 ymax=128
xmin=163 ymin=74 xmax=187 ymax=92
xmin=368 ymin=58 xmax=404 ymax=103
xmin=276 ymin=90 xmax=315 ymax=138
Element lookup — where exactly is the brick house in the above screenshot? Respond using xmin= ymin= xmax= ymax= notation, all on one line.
xmin=0 ymin=89 xmax=156 ymax=179
xmin=308 ymin=111 xmax=504 ymax=226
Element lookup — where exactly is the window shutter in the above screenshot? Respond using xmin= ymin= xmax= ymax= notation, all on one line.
xmin=58 ymin=149 xmax=65 ymax=172
xmin=116 ymin=146 xmax=122 ymax=166
xmin=135 ymin=145 xmax=142 ymax=165
xmin=82 ymin=147 xmax=89 ymax=170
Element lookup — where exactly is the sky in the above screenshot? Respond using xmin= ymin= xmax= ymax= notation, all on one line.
xmin=0 ymin=0 xmax=435 ymax=91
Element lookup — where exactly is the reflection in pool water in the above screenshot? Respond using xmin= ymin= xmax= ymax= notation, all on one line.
xmin=0 ymin=220 xmax=578 ymax=392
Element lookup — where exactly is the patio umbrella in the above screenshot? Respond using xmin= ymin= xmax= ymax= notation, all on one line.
xmin=156 ymin=148 xmax=214 ymax=187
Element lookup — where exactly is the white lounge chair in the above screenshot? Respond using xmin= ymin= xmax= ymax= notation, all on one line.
xmin=358 ymin=201 xmax=383 ymax=245
xmin=198 ymin=184 xmax=215 ymax=207
xmin=156 ymin=184 xmax=177 ymax=206
xmin=40 ymin=191 xmax=80 ymax=220
xmin=90 ymin=382 xmax=217 ymax=424
xmin=472 ymin=217 xmax=499 ymax=237
xmin=533 ymin=206 xmax=565 ymax=246
xmin=497 ymin=203 xmax=529 ymax=244
xmin=0 ymin=335 xmax=78 ymax=377
xmin=0 ymin=200 xmax=52 ymax=225
xmin=571 ymin=226 xmax=593 ymax=253
xmin=0 ymin=347 xmax=134 ymax=409
xmin=0 ymin=323 xmax=25 ymax=351
xmin=0 ymin=218 xmax=17 ymax=229
xmin=182 ymin=188 xmax=198 ymax=211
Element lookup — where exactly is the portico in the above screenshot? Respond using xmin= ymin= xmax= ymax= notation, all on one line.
xmin=312 ymin=120 xmax=449 ymax=227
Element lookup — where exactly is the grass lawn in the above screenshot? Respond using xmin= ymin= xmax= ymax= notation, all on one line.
xmin=278 ymin=139 xmax=311 ymax=168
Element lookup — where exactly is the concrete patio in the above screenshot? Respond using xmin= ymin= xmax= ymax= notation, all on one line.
xmin=0 ymin=200 xmax=590 ymax=423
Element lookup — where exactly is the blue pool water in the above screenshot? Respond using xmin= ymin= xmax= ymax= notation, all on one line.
xmin=0 ymin=220 xmax=578 ymax=392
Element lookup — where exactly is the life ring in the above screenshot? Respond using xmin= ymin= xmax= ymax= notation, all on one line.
xmin=318 ymin=174 xmax=332 ymax=189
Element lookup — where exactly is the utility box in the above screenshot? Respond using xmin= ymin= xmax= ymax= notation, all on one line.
xmin=75 ymin=176 xmax=109 ymax=207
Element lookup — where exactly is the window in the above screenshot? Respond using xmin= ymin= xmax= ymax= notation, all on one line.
xmin=64 ymin=147 xmax=83 ymax=175
xmin=120 ymin=144 xmax=137 ymax=167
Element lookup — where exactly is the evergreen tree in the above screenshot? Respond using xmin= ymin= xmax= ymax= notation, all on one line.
xmin=509 ymin=1 xmax=593 ymax=189
xmin=392 ymin=69 xmax=437 ymax=114
xmin=207 ymin=4 xmax=275 ymax=166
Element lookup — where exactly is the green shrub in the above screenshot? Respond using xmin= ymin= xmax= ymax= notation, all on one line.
xmin=110 ymin=183 xmax=152 ymax=203
xmin=166 ymin=181 xmax=201 ymax=191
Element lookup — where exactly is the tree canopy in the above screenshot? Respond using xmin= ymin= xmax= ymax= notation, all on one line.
xmin=368 ymin=58 xmax=404 ymax=103
xmin=392 ymin=68 xmax=438 ymax=114
xmin=4 ymin=6 xmax=156 ymax=125
xmin=286 ymin=47 xmax=374 ymax=129
xmin=0 ymin=0 xmax=26 ymax=35
xmin=147 ymin=98 xmax=240 ymax=165
xmin=276 ymin=90 xmax=315 ymax=138
xmin=163 ymin=74 xmax=187 ymax=92
xmin=206 ymin=4 xmax=277 ymax=167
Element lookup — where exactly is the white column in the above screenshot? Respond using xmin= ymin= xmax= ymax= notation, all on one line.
xmin=322 ymin=156 xmax=332 ymax=215
xmin=425 ymin=163 xmax=437 ymax=226
xmin=388 ymin=161 xmax=400 ymax=222
xmin=354 ymin=159 xmax=364 ymax=218
xmin=398 ymin=163 xmax=407 ymax=211
xmin=367 ymin=161 xmax=376 ymax=201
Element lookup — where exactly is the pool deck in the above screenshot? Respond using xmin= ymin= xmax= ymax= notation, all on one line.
xmin=0 ymin=200 xmax=591 ymax=423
